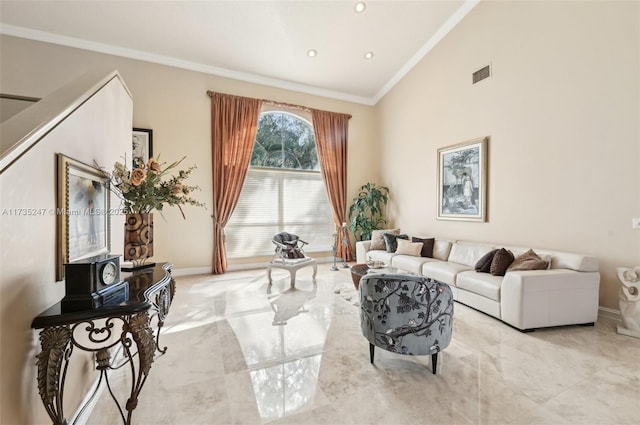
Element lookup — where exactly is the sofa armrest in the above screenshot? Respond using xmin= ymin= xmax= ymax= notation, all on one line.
xmin=500 ymin=269 xmax=600 ymax=330
xmin=356 ymin=241 xmax=372 ymax=263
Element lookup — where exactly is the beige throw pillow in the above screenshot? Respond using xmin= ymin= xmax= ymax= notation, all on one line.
xmin=508 ymin=249 xmax=549 ymax=271
xmin=369 ymin=228 xmax=399 ymax=250
xmin=396 ymin=239 xmax=423 ymax=256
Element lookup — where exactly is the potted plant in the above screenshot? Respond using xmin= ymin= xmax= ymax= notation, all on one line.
xmin=348 ymin=182 xmax=389 ymax=241
xmin=108 ymin=156 xmax=205 ymax=269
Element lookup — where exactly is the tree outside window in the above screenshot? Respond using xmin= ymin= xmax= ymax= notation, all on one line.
xmin=251 ymin=112 xmax=318 ymax=170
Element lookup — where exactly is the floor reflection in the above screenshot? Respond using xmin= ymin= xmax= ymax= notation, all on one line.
xmin=269 ymin=282 xmax=318 ymax=325
xmin=227 ymin=278 xmax=331 ymax=419
xmin=250 ymin=351 xmax=322 ymax=419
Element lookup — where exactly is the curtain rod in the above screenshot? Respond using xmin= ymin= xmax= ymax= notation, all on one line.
xmin=206 ymin=90 xmax=352 ymax=119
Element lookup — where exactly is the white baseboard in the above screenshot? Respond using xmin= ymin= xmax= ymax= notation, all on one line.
xmin=598 ymin=306 xmax=621 ymax=321
xmin=68 ymin=371 xmax=101 ymax=425
xmin=69 ymin=345 xmax=125 ymax=425
xmin=171 ymin=266 xmax=212 ymax=277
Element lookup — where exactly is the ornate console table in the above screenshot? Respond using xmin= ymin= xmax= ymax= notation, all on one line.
xmin=31 ymin=263 xmax=175 ymax=425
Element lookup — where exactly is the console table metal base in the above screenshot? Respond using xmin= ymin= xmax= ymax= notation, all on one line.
xmin=32 ymin=264 xmax=174 ymax=425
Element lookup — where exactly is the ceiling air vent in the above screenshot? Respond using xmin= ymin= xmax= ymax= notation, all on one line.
xmin=472 ymin=65 xmax=491 ymax=84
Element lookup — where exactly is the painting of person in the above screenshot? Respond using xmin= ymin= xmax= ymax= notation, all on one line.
xmin=462 ymin=173 xmax=473 ymax=207
xmin=88 ymin=198 xmax=97 ymax=245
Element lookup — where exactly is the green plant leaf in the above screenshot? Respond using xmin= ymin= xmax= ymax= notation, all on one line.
xmin=348 ymin=182 xmax=390 ymax=241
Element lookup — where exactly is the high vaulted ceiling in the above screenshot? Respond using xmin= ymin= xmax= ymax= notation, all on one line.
xmin=0 ymin=1 xmax=478 ymax=105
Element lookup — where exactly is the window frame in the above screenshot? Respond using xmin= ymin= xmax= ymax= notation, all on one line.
xmin=225 ymin=106 xmax=335 ymax=260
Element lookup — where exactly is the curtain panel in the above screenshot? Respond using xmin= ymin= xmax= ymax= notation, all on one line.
xmin=210 ymin=92 xmax=263 ymax=273
xmin=311 ymin=109 xmax=353 ymax=261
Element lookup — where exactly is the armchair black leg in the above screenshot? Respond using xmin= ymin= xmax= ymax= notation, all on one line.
xmin=369 ymin=343 xmax=375 ymax=364
xmin=431 ymin=353 xmax=438 ymax=375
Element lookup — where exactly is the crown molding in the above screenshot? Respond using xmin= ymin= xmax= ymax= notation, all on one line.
xmin=0 ymin=24 xmax=375 ymax=106
xmin=372 ymin=0 xmax=480 ymax=104
xmin=1 ymin=1 xmax=478 ymax=107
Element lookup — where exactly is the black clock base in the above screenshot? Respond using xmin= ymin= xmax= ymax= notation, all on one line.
xmin=61 ymin=280 xmax=129 ymax=312
xmin=121 ymin=262 xmax=156 ymax=272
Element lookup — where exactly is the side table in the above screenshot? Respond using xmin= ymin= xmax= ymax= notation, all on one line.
xmin=267 ymin=257 xmax=317 ymax=287
xmin=351 ymin=264 xmax=415 ymax=290
xmin=350 ymin=264 xmax=369 ymax=289
xmin=31 ymin=263 xmax=175 ymax=425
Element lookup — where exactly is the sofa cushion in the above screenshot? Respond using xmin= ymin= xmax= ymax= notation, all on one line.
xmin=370 ymin=228 xmax=399 ymax=250
xmin=391 ymin=255 xmax=438 ymax=274
xmin=475 ymin=249 xmax=498 ymax=273
xmin=396 ymin=238 xmax=423 ymax=256
xmin=432 ymin=240 xmax=453 ymax=261
xmin=411 ymin=237 xmax=435 ymax=258
xmin=366 ymin=250 xmax=395 ymax=264
xmin=422 ymin=261 xmax=472 ymax=286
xmin=448 ymin=241 xmax=496 ymax=267
xmin=456 ymin=271 xmax=503 ymax=301
xmin=508 ymin=249 xmax=548 ymax=271
xmin=383 ymin=233 xmax=409 ymax=253
xmin=490 ymin=248 xmax=515 ymax=276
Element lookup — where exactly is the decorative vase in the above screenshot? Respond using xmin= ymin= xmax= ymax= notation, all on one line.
xmin=123 ymin=213 xmax=155 ymax=271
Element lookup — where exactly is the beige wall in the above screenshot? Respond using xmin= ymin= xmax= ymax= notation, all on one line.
xmin=0 ymin=74 xmax=132 ymax=424
xmin=0 ymin=35 xmax=378 ymax=423
xmin=376 ymin=0 xmax=640 ymax=309
xmin=0 ymin=35 xmax=379 ymax=272
xmin=1 ymin=2 xmax=638 ymax=422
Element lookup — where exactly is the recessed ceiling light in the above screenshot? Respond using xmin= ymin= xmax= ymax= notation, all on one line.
xmin=364 ymin=51 xmax=374 ymax=60
xmin=354 ymin=2 xmax=366 ymax=13
xmin=307 ymin=49 xmax=317 ymax=57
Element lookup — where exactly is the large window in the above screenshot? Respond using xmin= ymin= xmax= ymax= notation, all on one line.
xmin=226 ymin=110 xmax=335 ymax=258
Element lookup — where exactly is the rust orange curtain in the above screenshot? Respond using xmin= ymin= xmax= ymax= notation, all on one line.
xmin=210 ymin=92 xmax=263 ymax=274
xmin=312 ymin=109 xmax=353 ymax=261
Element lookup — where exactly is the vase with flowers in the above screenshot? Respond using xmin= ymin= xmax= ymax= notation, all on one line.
xmin=109 ymin=156 xmax=204 ymax=270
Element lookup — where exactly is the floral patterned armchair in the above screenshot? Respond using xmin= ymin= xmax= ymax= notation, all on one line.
xmin=358 ymin=273 xmax=454 ymax=374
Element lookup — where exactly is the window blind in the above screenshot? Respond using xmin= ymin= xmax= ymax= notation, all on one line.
xmin=226 ymin=167 xmax=335 ymax=258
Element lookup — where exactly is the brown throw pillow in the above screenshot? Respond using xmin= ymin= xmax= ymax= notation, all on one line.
xmin=490 ymin=248 xmax=514 ymax=276
xmin=370 ymin=229 xmax=399 ymax=250
xmin=508 ymin=249 xmax=549 ymax=271
xmin=411 ymin=237 xmax=435 ymax=258
xmin=475 ymin=249 xmax=498 ymax=273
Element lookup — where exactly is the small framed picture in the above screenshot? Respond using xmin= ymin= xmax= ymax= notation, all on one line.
xmin=132 ymin=128 xmax=153 ymax=167
xmin=437 ymin=136 xmax=489 ymax=222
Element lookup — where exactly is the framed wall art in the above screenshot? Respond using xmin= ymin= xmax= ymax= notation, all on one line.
xmin=56 ymin=154 xmax=111 ymax=280
xmin=437 ymin=136 xmax=489 ymax=222
xmin=132 ymin=127 xmax=153 ymax=167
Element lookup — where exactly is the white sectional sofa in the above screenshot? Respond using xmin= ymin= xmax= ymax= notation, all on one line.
xmin=356 ymin=237 xmax=600 ymax=331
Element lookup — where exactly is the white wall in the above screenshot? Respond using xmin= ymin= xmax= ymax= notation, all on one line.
xmin=376 ymin=0 xmax=640 ymax=309
xmin=0 ymin=73 xmax=132 ymax=424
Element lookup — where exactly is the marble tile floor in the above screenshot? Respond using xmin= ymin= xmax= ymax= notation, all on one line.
xmin=89 ymin=263 xmax=640 ymax=425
